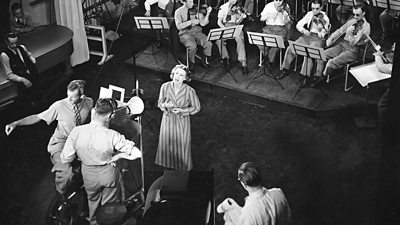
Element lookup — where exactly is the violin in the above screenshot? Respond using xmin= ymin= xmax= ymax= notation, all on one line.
xmin=352 ymin=19 xmax=364 ymax=35
xmin=312 ymin=13 xmax=327 ymax=26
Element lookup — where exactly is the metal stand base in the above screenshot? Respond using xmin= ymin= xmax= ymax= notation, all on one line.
xmin=246 ymin=60 xmax=283 ymax=89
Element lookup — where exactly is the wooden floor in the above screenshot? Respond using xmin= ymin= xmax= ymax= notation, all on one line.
xmin=126 ymin=43 xmax=387 ymax=113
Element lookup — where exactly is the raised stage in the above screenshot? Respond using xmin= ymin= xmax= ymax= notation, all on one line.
xmin=126 ymin=43 xmax=387 ymax=114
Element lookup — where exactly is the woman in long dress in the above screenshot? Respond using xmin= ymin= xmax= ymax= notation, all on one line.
xmin=155 ymin=65 xmax=200 ymax=170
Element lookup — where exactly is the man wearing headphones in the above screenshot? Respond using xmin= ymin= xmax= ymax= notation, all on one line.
xmin=60 ymin=98 xmax=142 ymax=225
xmin=5 ymin=80 xmax=93 ymax=202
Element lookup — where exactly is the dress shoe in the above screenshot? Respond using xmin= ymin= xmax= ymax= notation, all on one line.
xmin=277 ymin=69 xmax=289 ymax=80
xmin=242 ymin=66 xmax=249 ymax=75
xmin=222 ymin=58 xmax=230 ymax=68
xmin=310 ymin=76 xmax=325 ymax=88
xmin=200 ymin=59 xmax=210 ymax=69
xmin=265 ymin=61 xmax=274 ymax=69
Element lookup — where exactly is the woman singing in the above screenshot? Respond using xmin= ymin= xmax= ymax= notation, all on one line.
xmin=155 ymin=64 xmax=201 ymax=170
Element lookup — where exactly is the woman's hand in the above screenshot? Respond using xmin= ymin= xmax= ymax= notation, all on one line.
xmin=172 ymin=108 xmax=183 ymax=114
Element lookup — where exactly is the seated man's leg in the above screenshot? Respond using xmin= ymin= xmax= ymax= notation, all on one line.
xmin=235 ymin=32 xmax=247 ymax=67
xmin=300 ymin=36 xmax=324 ymax=77
xmin=180 ymin=33 xmax=197 ymax=68
xmin=195 ymin=31 xmax=212 ymax=60
xmin=315 ymin=43 xmax=342 ymax=77
xmin=324 ymin=46 xmax=358 ymax=76
xmin=215 ymin=39 xmax=229 ymax=61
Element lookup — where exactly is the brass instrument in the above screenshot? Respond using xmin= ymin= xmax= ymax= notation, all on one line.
xmin=326 ymin=19 xmax=358 ymax=48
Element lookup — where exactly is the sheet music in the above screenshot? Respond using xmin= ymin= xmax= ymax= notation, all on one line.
xmin=207 ymin=25 xmax=244 ymax=41
xmin=247 ymin=32 xmax=285 ymax=49
xmin=288 ymin=40 xmax=327 ymax=61
xmin=134 ymin=17 xmax=169 ymax=30
xmin=349 ymin=62 xmax=391 ymax=87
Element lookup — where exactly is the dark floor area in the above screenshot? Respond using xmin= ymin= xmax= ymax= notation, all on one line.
xmin=0 ymin=3 xmax=396 ymax=225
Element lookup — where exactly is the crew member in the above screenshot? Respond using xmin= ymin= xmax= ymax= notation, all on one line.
xmin=278 ymin=0 xmax=330 ymax=84
xmin=175 ymin=0 xmax=212 ymax=72
xmin=216 ymin=0 xmax=249 ymax=75
xmin=316 ymin=3 xmax=370 ymax=83
xmin=5 ymin=80 xmax=93 ymax=203
xmin=61 ymin=98 xmax=142 ymax=225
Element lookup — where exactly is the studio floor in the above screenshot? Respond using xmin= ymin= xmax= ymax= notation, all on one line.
xmin=0 ymin=6 xmax=393 ymax=225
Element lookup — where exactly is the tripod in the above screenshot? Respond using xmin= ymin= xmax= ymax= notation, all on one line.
xmin=134 ymin=17 xmax=172 ymax=65
xmin=246 ymin=31 xmax=286 ymax=89
xmin=203 ymin=25 xmax=244 ymax=83
xmin=289 ymin=41 xmax=328 ymax=100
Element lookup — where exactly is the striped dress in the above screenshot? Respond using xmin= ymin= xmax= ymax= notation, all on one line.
xmin=155 ymin=81 xmax=201 ymax=170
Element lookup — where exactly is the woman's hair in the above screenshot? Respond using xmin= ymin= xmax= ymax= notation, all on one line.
xmin=170 ymin=64 xmax=191 ymax=82
xmin=238 ymin=162 xmax=262 ymax=187
xmin=95 ymin=98 xmax=117 ymax=115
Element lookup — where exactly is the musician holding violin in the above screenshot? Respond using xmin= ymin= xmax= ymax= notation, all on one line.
xmin=174 ymin=0 xmax=212 ymax=72
xmin=144 ymin=0 xmax=176 ymax=48
xmin=315 ymin=2 xmax=370 ymax=82
xmin=278 ymin=0 xmax=330 ymax=82
xmin=216 ymin=0 xmax=249 ymax=75
xmin=259 ymin=0 xmax=292 ymax=69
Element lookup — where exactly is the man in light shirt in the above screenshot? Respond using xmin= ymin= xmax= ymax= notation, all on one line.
xmin=259 ymin=0 xmax=292 ymax=69
xmin=315 ymin=2 xmax=370 ymax=83
xmin=175 ymin=0 xmax=212 ymax=72
xmin=277 ymin=0 xmax=330 ymax=83
xmin=5 ymin=80 xmax=93 ymax=206
xmin=216 ymin=0 xmax=249 ymax=75
xmin=61 ymin=98 xmax=142 ymax=225
xmin=217 ymin=162 xmax=292 ymax=225
xmin=144 ymin=0 xmax=174 ymax=48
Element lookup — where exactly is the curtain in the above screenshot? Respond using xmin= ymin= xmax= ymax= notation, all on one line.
xmin=54 ymin=0 xmax=89 ymax=67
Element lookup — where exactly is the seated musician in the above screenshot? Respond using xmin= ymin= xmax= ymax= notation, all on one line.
xmin=1 ymin=33 xmax=39 ymax=106
xmin=144 ymin=0 xmax=176 ymax=48
xmin=259 ymin=0 xmax=292 ymax=69
xmin=216 ymin=0 xmax=249 ymax=75
xmin=335 ymin=0 xmax=369 ymax=25
xmin=315 ymin=3 xmax=370 ymax=82
xmin=9 ymin=2 xmax=34 ymax=34
xmin=379 ymin=7 xmax=400 ymax=41
xmin=278 ymin=0 xmax=330 ymax=83
xmin=175 ymin=0 xmax=212 ymax=72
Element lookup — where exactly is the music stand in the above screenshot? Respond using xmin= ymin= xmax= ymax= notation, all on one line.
xmin=134 ymin=17 xmax=171 ymax=64
xmin=289 ymin=41 xmax=328 ymax=100
xmin=204 ymin=25 xmax=244 ymax=83
xmin=246 ymin=31 xmax=285 ymax=89
xmin=349 ymin=62 xmax=391 ymax=128
xmin=372 ymin=0 xmax=400 ymax=10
